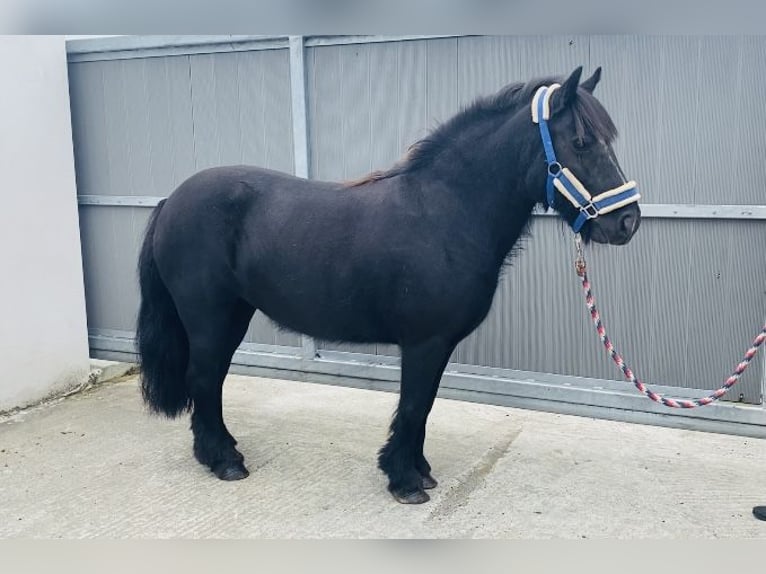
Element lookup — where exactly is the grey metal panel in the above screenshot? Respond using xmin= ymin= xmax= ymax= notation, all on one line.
xmin=70 ymin=50 xmax=294 ymax=196
xmin=694 ymin=38 xmax=742 ymax=205
xmin=454 ymin=35 xmax=590 ymax=108
xmin=70 ymin=48 xmax=298 ymax=348
xmin=455 ymin=36 xmax=513 ymax=105
xmin=425 ymin=38 xmax=459 ymax=129
xmin=588 ymin=36 xmax=668 ymax=204
xmin=188 ymin=50 xmax=295 ymax=172
xmin=367 ymin=42 xmax=402 ymax=177
xmin=69 ymin=56 xmax=196 ymax=197
xmin=451 ymin=218 xmax=765 ymax=403
xmin=305 ymin=36 xmax=766 ymax=399
xmin=396 ymin=41 xmax=429 ymax=159
xmin=307 ymin=45 xmax=342 ymax=182
xmin=591 ymin=35 xmax=766 ymax=207
xmin=247 ymin=313 xmax=301 ymax=348
xmin=452 ymin=219 xmax=580 ymax=373
xmin=77 ymin=205 xmax=113 ymax=331
xmin=77 ymin=206 xmax=151 ymax=333
xmin=682 ymin=220 xmax=766 ymax=403
xmin=189 ymin=53 xmax=240 ymax=170
xmin=72 ymin=36 xmax=766 ymax=407
xmin=736 ymin=36 xmax=766 ymax=206
xmin=308 ymin=39 xmax=451 ymax=183
xmin=239 ymin=50 xmax=295 ymax=175
xmin=68 ymin=61 xmax=112 ymax=200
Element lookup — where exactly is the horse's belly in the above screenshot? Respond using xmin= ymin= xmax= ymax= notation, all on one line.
xmin=257 ymin=295 xmax=394 ymax=344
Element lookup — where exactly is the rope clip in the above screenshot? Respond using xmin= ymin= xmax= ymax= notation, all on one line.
xmin=574 ymin=234 xmax=586 ymax=277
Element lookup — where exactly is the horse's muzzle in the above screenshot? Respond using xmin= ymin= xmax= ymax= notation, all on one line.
xmin=587 ymin=204 xmax=641 ymax=245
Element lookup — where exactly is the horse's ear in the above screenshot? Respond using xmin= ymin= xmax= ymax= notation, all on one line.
xmin=580 ymin=66 xmax=602 ymax=94
xmin=551 ymin=66 xmax=582 ymax=115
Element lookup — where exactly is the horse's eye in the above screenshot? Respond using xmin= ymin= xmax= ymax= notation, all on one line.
xmin=573 ymin=137 xmax=591 ymax=151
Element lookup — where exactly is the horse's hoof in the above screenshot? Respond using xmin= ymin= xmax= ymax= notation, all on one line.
xmin=392 ymin=488 xmax=430 ymax=504
xmin=421 ymin=474 xmax=438 ymax=490
xmin=214 ymin=461 xmax=250 ymax=481
xmin=753 ymin=506 xmax=766 ymax=521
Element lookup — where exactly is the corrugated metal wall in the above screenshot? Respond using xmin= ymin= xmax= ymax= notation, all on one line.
xmin=70 ymin=48 xmax=300 ymax=347
xmin=305 ymin=36 xmax=766 ymax=402
xmin=69 ymin=35 xmax=766 ymax=405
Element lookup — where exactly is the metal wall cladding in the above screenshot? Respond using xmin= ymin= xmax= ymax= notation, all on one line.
xmin=76 ymin=205 xmax=151 ymax=335
xmin=70 ymin=36 xmax=766 ymax=402
xmin=455 ymin=218 xmax=766 ymax=403
xmin=306 ymin=36 xmax=765 ymax=402
xmin=307 ymin=36 xmax=590 ymax=357
xmin=307 ymin=36 xmax=591 ymax=183
xmin=590 ymin=35 xmax=766 ymax=206
xmin=69 ymin=49 xmax=300 ymax=346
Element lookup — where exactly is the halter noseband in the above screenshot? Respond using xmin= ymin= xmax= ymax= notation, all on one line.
xmin=531 ymin=84 xmax=640 ymax=233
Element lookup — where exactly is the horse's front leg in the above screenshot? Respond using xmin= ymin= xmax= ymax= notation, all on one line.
xmin=377 ymin=337 xmax=454 ymax=504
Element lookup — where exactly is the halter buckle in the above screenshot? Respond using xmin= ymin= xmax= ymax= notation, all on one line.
xmin=579 ymin=202 xmax=599 ymax=219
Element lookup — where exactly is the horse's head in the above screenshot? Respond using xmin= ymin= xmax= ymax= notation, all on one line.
xmin=527 ymin=66 xmax=641 ymax=245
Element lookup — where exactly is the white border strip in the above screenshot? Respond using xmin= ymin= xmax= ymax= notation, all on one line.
xmin=531 ymin=86 xmax=544 ymax=124
xmin=591 ymin=181 xmax=639 ymax=202
xmin=541 ymin=83 xmax=560 ymax=120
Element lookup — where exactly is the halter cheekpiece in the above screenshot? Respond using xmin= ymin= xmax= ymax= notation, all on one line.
xmin=531 ymin=84 xmax=640 ymax=232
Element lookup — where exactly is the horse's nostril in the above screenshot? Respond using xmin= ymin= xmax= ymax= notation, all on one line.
xmin=619 ymin=212 xmax=636 ymax=235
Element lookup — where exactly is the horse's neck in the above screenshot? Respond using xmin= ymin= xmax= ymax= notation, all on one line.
xmin=419 ymin=117 xmax=538 ymax=263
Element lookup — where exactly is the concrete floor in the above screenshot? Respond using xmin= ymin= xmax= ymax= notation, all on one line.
xmin=1 ymin=373 xmax=765 ymax=538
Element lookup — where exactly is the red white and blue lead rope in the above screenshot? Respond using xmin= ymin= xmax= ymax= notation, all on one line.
xmin=575 ymin=235 xmax=766 ymax=408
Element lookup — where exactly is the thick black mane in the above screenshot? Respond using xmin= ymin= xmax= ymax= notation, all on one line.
xmin=346 ymin=75 xmax=618 ymax=187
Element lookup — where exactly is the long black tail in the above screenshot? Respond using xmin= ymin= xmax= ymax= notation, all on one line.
xmin=136 ymin=199 xmax=191 ymax=417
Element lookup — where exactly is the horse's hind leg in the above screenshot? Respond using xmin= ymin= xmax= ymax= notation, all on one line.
xmin=179 ymin=297 xmax=255 ymax=480
xmin=378 ymin=337 xmax=453 ymax=504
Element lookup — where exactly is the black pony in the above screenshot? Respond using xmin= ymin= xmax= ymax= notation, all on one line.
xmin=136 ymin=66 xmax=641 ymax=504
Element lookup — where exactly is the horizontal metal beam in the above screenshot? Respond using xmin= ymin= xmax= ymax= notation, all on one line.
xmin=77 ymin=195 xmax=166 ymax=207
xmin=303 ymin=35 xmax=464 ymax=47
xmin=87 ymin=329 xmax=303 ymax=358
xmin=89 ymin=331 xmax=766 ymax=439
xmin=66 ymin=35 xmax=289 ymax=62
xmin=534 ymin=204 xmax=766 ymax=220
xmin=77 ymin=195 xmax=766 ymax=220
xmin=312 ymin=348 xmax=763 ymax=405
xmin=65 ymin=35 xmax=463 ymax=63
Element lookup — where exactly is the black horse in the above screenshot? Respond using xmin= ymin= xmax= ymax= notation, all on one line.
xmin=136 ymin=66 xmax=641 ymax=504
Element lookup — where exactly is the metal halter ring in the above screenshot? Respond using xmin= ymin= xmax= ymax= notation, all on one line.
xmin=547 ymin=162 xmax=562 ymax=177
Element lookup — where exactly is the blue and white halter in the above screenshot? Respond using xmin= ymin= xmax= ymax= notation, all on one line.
xmin=531 ymin=84 xmax=640 ymax=233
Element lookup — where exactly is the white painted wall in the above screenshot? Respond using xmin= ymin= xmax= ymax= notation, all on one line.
xmin=0 ymin=36 xmax=90 ymax=411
